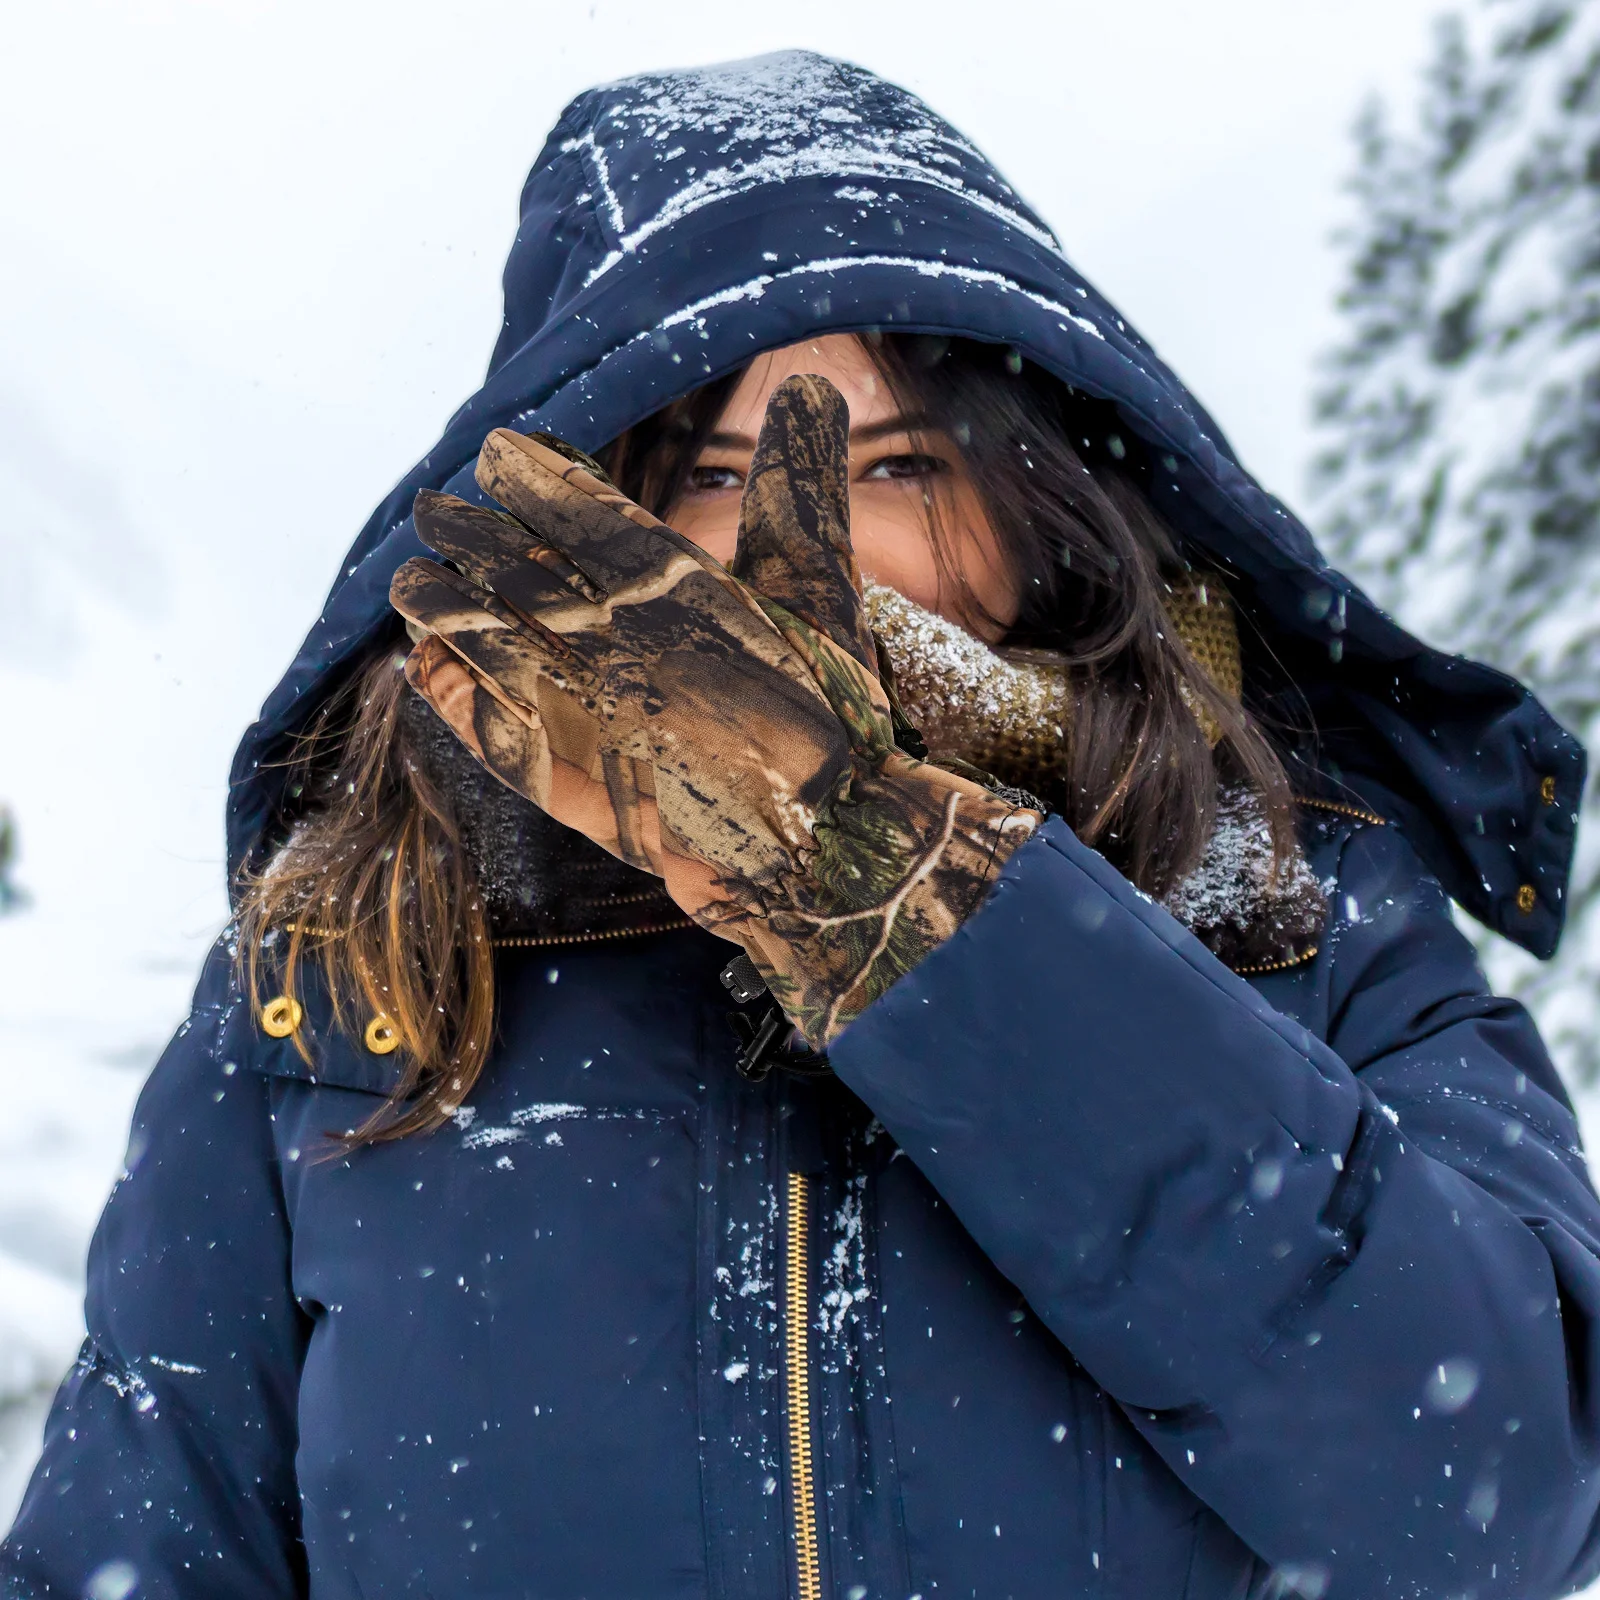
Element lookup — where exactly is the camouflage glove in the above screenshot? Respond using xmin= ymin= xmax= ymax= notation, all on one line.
xmin=389 ymin=376 xmax=1039 ymax=1043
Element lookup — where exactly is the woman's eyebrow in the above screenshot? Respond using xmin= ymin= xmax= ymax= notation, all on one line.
xmin=853 ymin=413 xmax=933 ymax=443
xmin=701 ymin=412 xmax=934 ymax=452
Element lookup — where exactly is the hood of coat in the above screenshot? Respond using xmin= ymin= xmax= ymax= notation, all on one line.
xmin=227 ymin=50 xmax=1584 ymax=957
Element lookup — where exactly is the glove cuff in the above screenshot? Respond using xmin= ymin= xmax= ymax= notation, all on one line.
xmin=732 ymin=752 xmax=1040 ymax=1044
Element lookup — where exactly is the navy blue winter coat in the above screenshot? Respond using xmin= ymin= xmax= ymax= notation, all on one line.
xmin=5 ymin=51 xmax=1597 ymax=1600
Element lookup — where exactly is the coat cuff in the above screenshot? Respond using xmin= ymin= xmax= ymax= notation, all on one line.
xmin=826 ymin=816 xmax=1365 ymax=1402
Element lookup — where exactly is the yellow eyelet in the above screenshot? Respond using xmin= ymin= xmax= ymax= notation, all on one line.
xmin=365 ymin=1014 xmax=401 ymax=1055
xmin=1540 ymin=775 xmax=1557 ymax=805
xmin=260 ymin=995 xmax=303 ymax=1038
xmin=1516 ymin=883 xmax=1537 ymax=915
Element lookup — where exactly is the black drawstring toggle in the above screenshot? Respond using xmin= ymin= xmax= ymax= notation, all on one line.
xmin=720 ymin=956 xmax=831 ymax=1082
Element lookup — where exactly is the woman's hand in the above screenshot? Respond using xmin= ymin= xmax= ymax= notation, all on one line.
xmin=390 ymin=376 xmax=1039 ymax=1043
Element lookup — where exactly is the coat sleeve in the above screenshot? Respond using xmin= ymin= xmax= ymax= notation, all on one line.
xmin=0 ymin=942 xmax=309 ymax=1599
xmin=828 ymin=816 xmax=1600 ymax=1600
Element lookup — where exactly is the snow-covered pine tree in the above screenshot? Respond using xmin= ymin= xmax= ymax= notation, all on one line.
xmin=1312 ymin=0 xmax=1600 ymax=1085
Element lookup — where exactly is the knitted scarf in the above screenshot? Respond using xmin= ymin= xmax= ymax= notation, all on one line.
xmin=864 ymin=580 xmax=1326 ymax=972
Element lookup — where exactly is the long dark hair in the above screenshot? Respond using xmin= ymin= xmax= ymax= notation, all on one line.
xmin=234 ymin=336 xmax=1293 ymax=1143
xmin=863 ymin=333 xmax=1294 ymax=895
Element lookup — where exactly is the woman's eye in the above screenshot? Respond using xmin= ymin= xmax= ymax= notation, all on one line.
xmin=861 ymin=453 xmax=947 ymax=482
xmin=687 ymin=464 xmax=744 ymax=493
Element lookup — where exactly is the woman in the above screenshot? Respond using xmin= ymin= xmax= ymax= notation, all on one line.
xmin=4 ymin=51 xmax=1596 ymax=1600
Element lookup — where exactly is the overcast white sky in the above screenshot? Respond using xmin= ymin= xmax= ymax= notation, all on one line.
xmin=0 ymin=0 xmax=1448 ymax=1037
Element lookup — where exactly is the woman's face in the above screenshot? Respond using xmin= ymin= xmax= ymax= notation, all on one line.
xmin=666 ymin=334 xmax=1019 ymax=640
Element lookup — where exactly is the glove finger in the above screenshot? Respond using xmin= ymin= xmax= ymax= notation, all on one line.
xmin=476 ymin=429 xmax=723 ymax=597
xmin=413 ymin=489 xmax=603 ymax=605
xmin=405 ymin=636 xmax=666 ymax=874
xmin=391 ymin=557 xmax=584 ymax=668
xmin=396 ymin=545 xmax=842 ymax=811
xmin=473 ymin=430 xmax=846 ymax=723
xmin=391 ymin=558 xmax=605 ymax=737
xmin=394 ymin=560 xmax=684 ymax=822
xmin=404 ymin=634 xmax=552 ymax=806
xmin=731 ymin=374 xmax=878 ymax=675
xmin=407 ymin=495 xmax=677 ymax=695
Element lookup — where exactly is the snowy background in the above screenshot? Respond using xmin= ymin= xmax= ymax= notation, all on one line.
xmin=4 ymin=0 xmax=1593 ymax=1545
xmin=1312 ymin=0 xmax=1600 ymax=1092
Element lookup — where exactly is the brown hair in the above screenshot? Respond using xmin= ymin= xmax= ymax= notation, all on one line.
xmin=236 ymin=643 xmax=495 ymax=1143
xmin=235 ymin=337 xmax=1293 ymax=1143
xmin=233 ymin=376 xmax=739 ymax=1144
xmin=862 ymin=333 xmax=1294 ymax=896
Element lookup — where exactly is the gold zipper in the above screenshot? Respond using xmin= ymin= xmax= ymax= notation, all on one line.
xmin=784 ymin=1171 xmax=822 ymax=1600
xmin=1294 ymin=795 xmax=1388 ymax=827
xmin=281 ymin=913 xmax=694 ymax=951
xmin=1233 ymin=943 xmax=1320 ymax=976
xmin=491 ymin=917 xmax=693 ymax=950
xmin=1223 ymin=796 xmax=1386 ymax=977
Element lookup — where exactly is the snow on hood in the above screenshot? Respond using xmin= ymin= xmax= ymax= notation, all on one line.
xmin=227 ymin=50 xmax=1584 ymax=957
